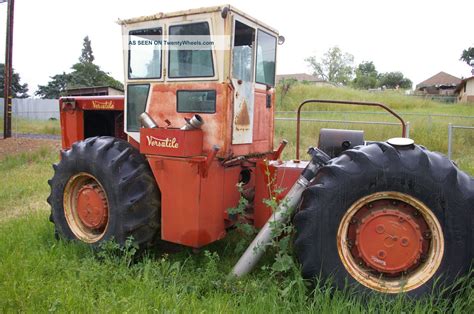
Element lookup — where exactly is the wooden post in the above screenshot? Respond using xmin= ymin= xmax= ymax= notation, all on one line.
xmin=3 ymin=0 xmax=15 ymax=139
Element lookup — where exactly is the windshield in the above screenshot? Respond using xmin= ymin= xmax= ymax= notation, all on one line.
xmin=128 ymin=28 xmax=162 ymax=79
xmin=168 ymin=22 xmax=214 ymax=78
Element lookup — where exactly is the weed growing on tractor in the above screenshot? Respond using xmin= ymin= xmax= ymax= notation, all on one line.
xmin=261 ymin=162 xmax=299 ymax=276
xmin=226 ymin=183 xmax=257 ymax=254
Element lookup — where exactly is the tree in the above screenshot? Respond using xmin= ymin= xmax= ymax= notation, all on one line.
xmin=68 ymin=62 xmax=123 ymax=91
xmin=352 ymin=61 xmax=378 ymax=89
xmin=79 ymin=36 xmax=95 ymax=64
xmin=277 ymin=77 xmax=297 ymax=107
xmin=36 ymin=36 xmax=123 ymax=99
xmin=378 ymin=72 xmax=412 ymax=89
xmin=306 ymin=46 xmax=354 ymax=85
xmin=460 ymin=47 xmax=474 ymax=66
xmin=35 ymin=73 xmax=70 ymax=99
xmin=0 ymin=63 xmax=29 ymax=98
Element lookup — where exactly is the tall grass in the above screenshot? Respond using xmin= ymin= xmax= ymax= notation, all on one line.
xmin=0 ymin=147 xmax=56 ymax=223
xmin=0 ymin=117 xmax=60 ymax=135
xmin=0 ymin=212 xmax=472 ymax=312
xmin=277 ymin=84 xmax=474 ymax=114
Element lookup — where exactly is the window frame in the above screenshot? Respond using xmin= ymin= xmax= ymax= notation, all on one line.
xmin=176 ymin=89 xmax=217 ymax=114
xmin=255 ymin=29 xmax=277 ymax=87
xmin=231 ymin=18 xmax=256 ymax=83
xmin=167 ymin=20 xmax=217 ymax=81
xmin=127 ymin=27 xmax=164 ymax=80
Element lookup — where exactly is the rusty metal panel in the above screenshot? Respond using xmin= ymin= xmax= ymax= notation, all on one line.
xmin=232 ymin=79 xmax=254 ymax=144
xmin=147 ymin=157 xmax=227 ymax=247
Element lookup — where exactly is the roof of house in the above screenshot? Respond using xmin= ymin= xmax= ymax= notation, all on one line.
xmin=276 ymin=73 xmax=325 ymax=83
xmin=454 ymin=76 xmax=474 ymax=93
xmin=66 ymin=86 xmax=124 ymax=91
xmin=416 ymin=71 xmax=462 ymax=89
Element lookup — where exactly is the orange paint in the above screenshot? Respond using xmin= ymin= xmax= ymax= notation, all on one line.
xmin=147 ymin=156 xmax=244 ymax=247
xmin=346 ymin=197 xmax=431 ymax=275
xmin=146 ymin=82 xmax=274 ymax=158
xmin=59 ymin=96 xmax=125 ymax=149
xmin=140 ymin=128 xmax=203 ymax=157
xmin=254 ymin=160 xmax=307 ymax=228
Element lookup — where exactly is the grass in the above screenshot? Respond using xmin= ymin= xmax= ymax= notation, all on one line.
xmin=1 ymin=211 xmax=472 ymax=312
xmin=0 ymin=147 xmax=56 ymax=223
xmin=0 ymin=117 xmax=61 ymax=135
xmin=0 ymin=86 xmax=473 ymax=311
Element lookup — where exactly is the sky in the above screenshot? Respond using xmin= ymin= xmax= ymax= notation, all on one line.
xmin=0 ymin=0 xmax=472 ymax=96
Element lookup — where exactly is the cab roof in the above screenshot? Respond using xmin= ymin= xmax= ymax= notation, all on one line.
xmin=117 ymin=4 xmax=279 ymax=35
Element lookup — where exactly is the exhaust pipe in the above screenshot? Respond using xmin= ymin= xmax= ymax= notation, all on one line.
xmin=139 ymin=112 xmax=158 ymax=128
xmin=230 ymin=147 xmax=330 ymax=277
xmin=181 ymin=115 xmax=204 ymax=130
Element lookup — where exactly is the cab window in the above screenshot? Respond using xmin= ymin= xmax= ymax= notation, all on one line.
xmin=168 ymin=22 xmax=214 ymax=78
xmin=126 ymin=84 xmax=150 ymax=132
xmin=255 ymin=30 xmax=277 ymax=86
xmin=232 ymin=21 xmax=255 ymax=82
xmin=128 ymin=28 xmax=162 ymax=79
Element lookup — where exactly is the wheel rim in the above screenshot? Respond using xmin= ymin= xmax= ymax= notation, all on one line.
xmin=337 ymin=191 xmax=444 ymax=293
xmin=63 ymin=172 xmax=109 ymax=243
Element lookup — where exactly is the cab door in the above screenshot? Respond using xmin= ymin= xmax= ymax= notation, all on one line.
xmin=231 ymin=20 xmax=256 ymax=144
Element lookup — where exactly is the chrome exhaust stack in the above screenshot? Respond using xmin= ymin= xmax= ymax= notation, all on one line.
xmin=230 ymin=147 xmax=331 ymax=278
xmin=181 ymin=114 xmax=204 ymax=130
xmin=139 ymin=112 xmax=159 ymax=128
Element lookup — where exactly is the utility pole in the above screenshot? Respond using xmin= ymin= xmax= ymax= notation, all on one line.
xmin=2 ymin=0 xmax=14 ymax=139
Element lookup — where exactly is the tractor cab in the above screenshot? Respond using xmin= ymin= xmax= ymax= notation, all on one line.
xmin=119 ymin=5 xmax=281 ymax=158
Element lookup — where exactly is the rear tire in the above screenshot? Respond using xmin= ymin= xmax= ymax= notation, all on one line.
xmin=294 ymin=142 xmax=473 ymax=296
xmin=48 ymin=136 xmax=160 ymax=249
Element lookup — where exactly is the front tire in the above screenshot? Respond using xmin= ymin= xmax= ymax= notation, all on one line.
xmin=294 ymin=142 xmax=473 ymax=296
xmin=48 ymin=136 xmax=160 ymax=249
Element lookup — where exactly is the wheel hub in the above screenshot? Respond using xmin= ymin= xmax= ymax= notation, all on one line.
xmin=355 ymin=209 xmax=424 ymax=273
xmin=76 ymin=183 xmax=108 ymax=229
xmin=63 ymin=172 xmax=110 ymax=243
xmin=345 ymin=196 xmax=432 ymax=278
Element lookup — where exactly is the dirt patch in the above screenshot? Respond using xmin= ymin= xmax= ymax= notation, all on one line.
xmin=0 ymin=137 xmax=60 ymax=159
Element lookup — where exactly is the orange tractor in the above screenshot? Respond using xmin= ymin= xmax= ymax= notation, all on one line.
xmin=48 ymin=5 xmax=473 ymax=296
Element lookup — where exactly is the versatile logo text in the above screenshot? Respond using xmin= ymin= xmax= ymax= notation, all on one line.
xmin=146 ymin=135 xmax=179 ymax=149
xmin=92 ymin=100 xmax=114 ymax=110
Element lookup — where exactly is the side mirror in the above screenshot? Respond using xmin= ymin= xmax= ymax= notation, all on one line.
xmin=278 ymin=35 xmax=285 ymax=45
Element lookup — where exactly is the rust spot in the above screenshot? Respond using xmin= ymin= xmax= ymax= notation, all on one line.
xmin=235 ymin=100 xmax=250 ymax=130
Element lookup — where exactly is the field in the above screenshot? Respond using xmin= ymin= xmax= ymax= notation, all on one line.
xmin=0 ymin=86 xmax=473 ymax=312
xmin=276 ymin=85 xmax=474 ymax=175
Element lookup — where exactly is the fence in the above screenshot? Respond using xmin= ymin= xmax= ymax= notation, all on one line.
xmin=0 ymin=98 xmax=59 ymax=120
xmin=275 ymin=117 xmax=411 ymax=137
xmin=277 ymin=110 xmax=474 ymax=160
xmin=447 ymin=124 xmax=474 ymax=159
xmin=276 ymin=110 xmax=474 ymax=120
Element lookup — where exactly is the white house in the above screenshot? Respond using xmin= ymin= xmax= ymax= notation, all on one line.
xmin=455 ymin=76 xmax=474 ymax=103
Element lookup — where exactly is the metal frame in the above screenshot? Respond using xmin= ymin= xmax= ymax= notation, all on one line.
xmin=294 ymin=99 xmax=407 ymax=160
